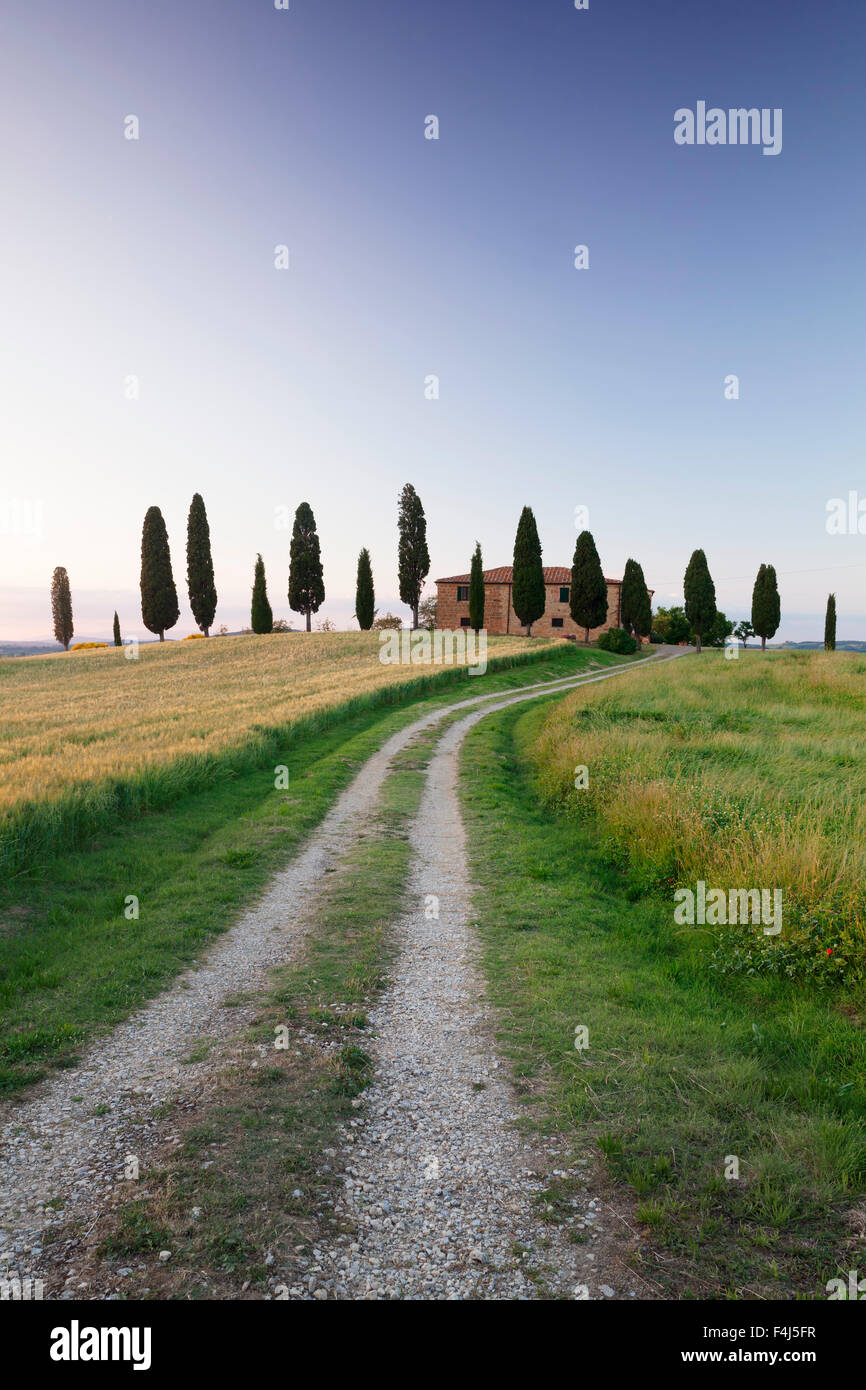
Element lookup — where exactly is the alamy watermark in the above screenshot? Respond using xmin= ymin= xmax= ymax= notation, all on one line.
xmin=674 ymin=880 xmax=782 ymax=936
xmin=674 ymin=103 xmax=782 ymax=157
xmin=826 ymin=1269 xmax=866 ymax=1300
xmin=826 ymin=491 xmax=866 ymax=535
xmin=378 ymin=628 xmax=487 ymax=676
xmin=0 ymin=497 xmax=43 ymax=537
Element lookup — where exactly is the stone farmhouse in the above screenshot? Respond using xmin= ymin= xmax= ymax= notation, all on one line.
xmin=435 ymin=566 xmax=653 ymax=640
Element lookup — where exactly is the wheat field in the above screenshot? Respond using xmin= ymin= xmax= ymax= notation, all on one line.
xmin=0 ymin=632 xmax=556 ymax=816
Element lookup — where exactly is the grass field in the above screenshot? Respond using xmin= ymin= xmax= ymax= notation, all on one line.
xmin=530 ymin=650 xmax=866 ymax=968
xmin=0 ymin=631 xmax=560 ymax=875
xmin=0 ymin=645 xmax=622 ymax=1098
xmin=460 ymin=683 xmax=866 ymax=1299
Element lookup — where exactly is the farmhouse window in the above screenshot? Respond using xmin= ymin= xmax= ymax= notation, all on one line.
xmin=456 ymin=585 xmax=469 ymax=601
xmin=460 ymin=617 xmax=470 ymax=627
xmin=559 ymin=586 xmax=570 ymax=603
xmin=552 ymin=618 xmax=564 ymax=628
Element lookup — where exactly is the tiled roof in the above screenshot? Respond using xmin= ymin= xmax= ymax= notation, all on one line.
xmin=436 ymin=566 xmax=622 ymax=585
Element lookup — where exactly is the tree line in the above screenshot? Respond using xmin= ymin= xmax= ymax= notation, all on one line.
xmin=47 ymin=487 xmax=836 ymax=653
xmin=48 ymin=483 xmax=433 ymax=647
xmin=449 ymin=505 xmax=787 ymax=654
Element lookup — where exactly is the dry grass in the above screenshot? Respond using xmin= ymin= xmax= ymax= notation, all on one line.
xmin=0 ymin=632 xmax=551 ymax=815
xmin=531 ymin=650 xmax=866 ymax=953
xmin=0 ymin=631 xmax=561 ymax=874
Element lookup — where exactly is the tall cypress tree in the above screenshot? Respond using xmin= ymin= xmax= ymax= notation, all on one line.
xmin=751 ymin=563 xmax=781 ymax=652
xmin=50 ymin=567 xmax=74 ymax=650
xmin=512 ymin=506 xmax=545 ymax=636
xmin=570 ymin=530 xmax=608 ymax=643
xmin=397 ymin=483 xmax=430 ymax=629
xmin=186 ymin=492 xmax=217 ymax=637
xmin=355 ymin=548 xmax=375 ymax=630
xmin=620 ymin=557 xmax=652 ymax=640
xmin=469 ymin=542 xmax=485 ymax=632
xmin=251 ymin=553 xmax=273 ymax=633
xmin=288 ymin=502 xmax=325 ymax=632
xmin=113 ymin=611 xmax=121 ymax=647
xmin=683 ymin=549 xmax=716 ymax=654
xmin=140 ymin=506 xmax=179 ymax=641
xmin=824 ymin=593 xmax=836 ymax=651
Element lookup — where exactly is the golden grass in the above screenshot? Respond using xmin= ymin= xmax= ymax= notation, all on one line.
xmin=531 ymin=650 xmax=866 ymax=950
xmin=0 ymin=631 xmax=554 ymax=817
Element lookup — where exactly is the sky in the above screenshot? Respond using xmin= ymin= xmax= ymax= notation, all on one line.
xmin=1 ymin=0 xmax=865 ymax=642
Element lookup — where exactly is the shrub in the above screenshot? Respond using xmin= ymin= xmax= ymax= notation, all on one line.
xmin=183 ymin=633 xmax=207 ymax=641
xmin=70 ymin=642 xmax=109 ymax=651
xmin=597 ymin=628 xmax=638 ymax=655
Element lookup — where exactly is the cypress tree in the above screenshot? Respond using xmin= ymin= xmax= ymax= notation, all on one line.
xmin=113 ymin=611 xmax=121 ymax=647
xmin=397 ymin=483 xmax=430 ymax=629
xmin=824 ymin=594 xmax=836 ymax=651
xmin=186 ymin=492 xmax=217 ymax=637
xmin=251 ymin=553 xmax=273 ymax=633
xmin=288 ymin=502 xmax=325 ymax=632
xmin=50 ymin=566 xmax=74 ymax=650
xmin=355 ymin=548 xmax=375 ymax=630
xmin=751 ymin=563 xmax=781 ymax=652
xmin=469 ymin=542 xmax=485 ymax=632
xmin=140 ymin=505 xmax=179 ymax=641
xmin=570 ymin=530 xmax=608 ymax=643
xmin=620 ymin=557 xmax=652 ymax=640
xmin=683 ymin=549 xmax=716 ymax=654
xmin=512 ymin=506 xmax=545 ymax=636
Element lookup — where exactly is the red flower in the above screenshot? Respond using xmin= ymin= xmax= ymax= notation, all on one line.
xmin=827 ymin=948 xmax=833 ymax=956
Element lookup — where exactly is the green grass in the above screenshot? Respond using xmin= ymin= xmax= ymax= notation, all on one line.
xmin=92 ymin=724 xmax=441 ymax=1297
xmin=0 ymin=645 xmax=617 ymax=1098
xmin=459 ymin=695 xmax=866 ymax=1299
xmin=531 ymin=650 xmax=866 ymax=964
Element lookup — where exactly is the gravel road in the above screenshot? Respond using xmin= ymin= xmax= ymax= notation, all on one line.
xmin=0 ymin=649 xmax=685 ymax=1297
xmin=320 ymin=651 xmax=687 ymax=1299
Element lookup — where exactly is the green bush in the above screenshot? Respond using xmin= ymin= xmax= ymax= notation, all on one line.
xmin=597 ymin=627 xmax=638 ymax=655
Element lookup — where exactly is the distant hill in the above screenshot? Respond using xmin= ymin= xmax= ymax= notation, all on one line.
xmin=0 ymin=641 xmax=65 ymax=658
xmin=780 ymin=641 xmax=866 ymax=652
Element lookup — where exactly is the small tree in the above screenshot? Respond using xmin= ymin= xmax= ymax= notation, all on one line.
xmin=186 ymin=492 xmax=217 ymax=636
xmin=113 ymin=611 xmax=121 ymax=647
xmin=751 ymin=563 xmax=781 ymax=652
xmin=372 ymin=613 xmax=402 ymax=630
xmin=683 ymin=549 xmax=717 ymax=654
xmin=653 ymin=605 xmax=692 ymax=645
xmin=140 ymin=506 xmax=179 ymax=641
xmin=512 ymin=506 xmax=545 ymax=636
xmin=824 ymin=593 xmax=836 ymax=651
xmin=694 ymin=610 xmax=733 ymax=649
xmin=251 ymin=554 xmax=273 ymax=633
xmin=51 ymin=567 xmax=74 ymax=650
xmin=355 ymin=548 xmax=375 ymax=630
xmin=397 ymin=483 xmax=430 ymax=628
xmin=469 ymin=542 xmax=485 ymax=632
xmin=733 ymin=619 xmax=755 ymax=649
xmin=288 ymin=502 xmax=325 ymax=632
xmin=620 ymin=558 xmax=652 ymax=640
xmin=418 ymin=594 xmax=438 ymax=630
xmin=570 ymin=530 xmax=608 ymax=643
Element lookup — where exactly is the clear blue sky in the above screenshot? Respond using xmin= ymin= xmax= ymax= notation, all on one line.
xmin=1 ymin=0 xmax=864 ymax=640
